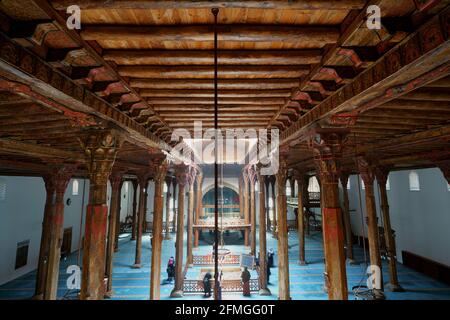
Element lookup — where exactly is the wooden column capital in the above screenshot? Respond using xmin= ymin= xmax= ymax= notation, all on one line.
xmin=275 ymin=158 xmax=288 ymax=192
xmin=356 ymin=157 xmax=376 ymax=186
xmin=137 ymin=171 xmax=151 ymax=188
xmin=175 ymin=164 xmax=190 ymax=187
xmin=109 ymin=171 xmax=124 ymax=191
xmin=374 ymin=166 xmax=391 ymax=187
xmin=310 ymin=128 xmax=349 ymax=184
xmin=437 ymin=161 xmax=450 ymax=184
xmin=339 ymin=171 xmax=350 ymax=188
xmin=152 ymin=159 xmax=169 ymax=186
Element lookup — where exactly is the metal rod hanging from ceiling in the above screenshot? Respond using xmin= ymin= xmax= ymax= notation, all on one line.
xmin=212 ymin=7 xmax=220 ymax=301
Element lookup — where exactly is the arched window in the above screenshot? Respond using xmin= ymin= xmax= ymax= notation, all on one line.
xmin=447 ymin=182 xmax=450 ymax=192
xmin=0 ymin=178 xmax=6 ymax=201
xmin=346 ymin=178 xmax=351 ymax=190
xmin=124 ymin=181 xmax=129 ymax=193
xmin=409 ymin=171 xmax=420 ymax=191
xmin=294 ymin=180 xmax=298 ymax=196
xmin=386 ymin=177 xmax=391 ymax=191
xmin=308 ymin=177 xmax=320 ymax=193
xmin=164 ymin=182 xmax=169 ymax=193
xmin=285 ymin=183 xmax=291 ymax=196
xmin=360 ymin=178 xmax=365 ymax=190
xmin=72 ymin=180 xmax=79 ymax=196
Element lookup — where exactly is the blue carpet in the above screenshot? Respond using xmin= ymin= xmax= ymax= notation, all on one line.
xmin=1 ymin=230 xmax=449 ymax=300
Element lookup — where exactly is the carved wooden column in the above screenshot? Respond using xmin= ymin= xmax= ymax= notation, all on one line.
xmin=437 ymin=161 xmax=450 ymax=185
xmin=375 ymin=167 xmax=403 ymax=292
xmin=238 ymin=177 xmax=244 ymax=219
xmin=114 ymin=184 xmax=121 ymax=253
xmin=171 ymin=165 xmax=189 ymax=297
xmin=44 ymin=165 xmax=77 ymax=300
xmin=294 ymin=171 xmax=307 ymax=266
xmin=311 ymin=128 xmax=348 ymax=300
xmin=172 ymin=179 xmax=177 ymax=233
xmin=276 ymin=159 xmax=290 ymax=300
xmin=164 ymin=178 xmax=172 ymax=240
xmin=80 ymin=131 xmax=120 ymax=300
xmin=150 ymin=160 xmax=168 ymax=300
xmin=132 ymin=172 xmax=150 ymax=268
xmin=340 ymin=172 xmax=356 ymax=264
xmin=304 ymin=177 xmax=310 ymax=237
xmin=105 ymin=171 xmax=123 ymax=297
xmin=249 ymin=168 xmax=257 ymax=255
xmin=243 ymin=170 xmax=250 ymax=247
xmin=130 ymin=180 xmax=138 ymax=241
xmin=187 ymin=171 xmax=195 ymax=266
xmin=257 ymin=167 xmax=271 ymax=295
xmin=357 ymin=157 xmax=385 ymax=299
xmin=265 ymin=178 xmax=271 ymax=231
xmin=271 ymin=178 xmax=277 ymax=238
xmin=194 ymin=172 xmax=203 ymax=247
xmin=34 ymin=176 xmax=56 ymax=299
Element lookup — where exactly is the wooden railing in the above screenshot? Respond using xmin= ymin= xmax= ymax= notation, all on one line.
xmin=193 ymin=254 xmax=241 ymax=266
xmin=183 ymin=279 xmax=259 ymax=293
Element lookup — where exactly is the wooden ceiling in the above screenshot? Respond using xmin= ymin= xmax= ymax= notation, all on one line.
xmin=0 ymin=0 xmax=449 ymax=177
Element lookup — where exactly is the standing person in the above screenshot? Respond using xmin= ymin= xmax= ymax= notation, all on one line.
xmin=203 ymin=272 xmax=212 ymax=297
xmin=267 ymin=262 xmax=272 ymax=284
xmin=167 ymin=256 xmax=175 ymax=282
xmin=241 ymin=267 xmax=251 ymax=296
xmin=267 ymin=248 xmax=274 ymax=268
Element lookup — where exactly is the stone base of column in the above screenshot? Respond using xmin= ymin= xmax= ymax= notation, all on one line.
xmin=259 ymin=288 xmax=271 ymax=296
xmin=164 ymin=234 xmax=172 ymax=240
xmin=373 ymin=289 xmax=386 ymax=300
xmin=170 ymin=289 xmax=184 ymax=298
xmin=272 ymin=232 xmax=278 ymax=239
xmin=104 ymin=290 xmax=114 ymax=298
xmin=298 ymin=260 xmax=307 ymax=266
xmin=348 ymin=259 xmax=359 ymax=265
xmin=386 ymin=283 xmax=404 ymax=292
xmin=130 ymin=236 xmax=136 ymax=241
xmin=32 ymin=293 xmax=43 ymax=300
xmin=131 ymin=263 xmax=142 ymax=269
xmin=114 ymin=247 xmax=119 ymax=253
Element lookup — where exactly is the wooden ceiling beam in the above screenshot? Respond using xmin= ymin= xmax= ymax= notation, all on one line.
xmin=152 ymin=106 xmax=280 ymax=113
xmin=357 ymin=125 xmax=450 ymax=154
xmin=139 ymin=89 xmax=292 ymax=98
xmin=130 ymin=78 xmax=299 ymax=90
xmin=281 ymin=7 xmax=450 ymax=146
xmin=357 ymin=116 xmax=444 ymax=126
xmin=352 ymin=123 xmax=419 ymax=130
xmin=51 ymin=0 xmax=366 ymax=10
xmin=31 ymin=0 xmax=172 ymax=142
xmin=426 ymin=76 xmax=450 ymax=87
xmin=0 ymin=138 xmax=82 ymax=160
xmin=0 ymin=122 xmax=71 ymax=133
xmin=268 ymin=0 xmax=384 ymax=127
xmin=146 ymin=97 xmax=286 ymax=105
xmin=398 ymin=87 xmax=450 ymax=101
xmin=165 ymin=115 xmax=270 ymax=124
xmin=82 ymin=25 xmax=340 ymax=45
xmin=379 ymin=100 xmax=450 ymax=112
xmin=160 ymin=112 xmax=275 ymax=117
xmin=119 ymin=65 xmax=309 ymax=79
xmin=363 ymin=109 xmax=450 ymax=120
xmin=104 ymin=49 xmax=322 ymax=66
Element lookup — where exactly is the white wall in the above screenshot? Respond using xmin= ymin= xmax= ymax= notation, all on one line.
xmin=0 ymin=176 xmax=89 ymax=285
xmin=0 ymin=176 xmax=136 ymax=286
xmin=346 ymin=168 xmax=450 ymax=266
